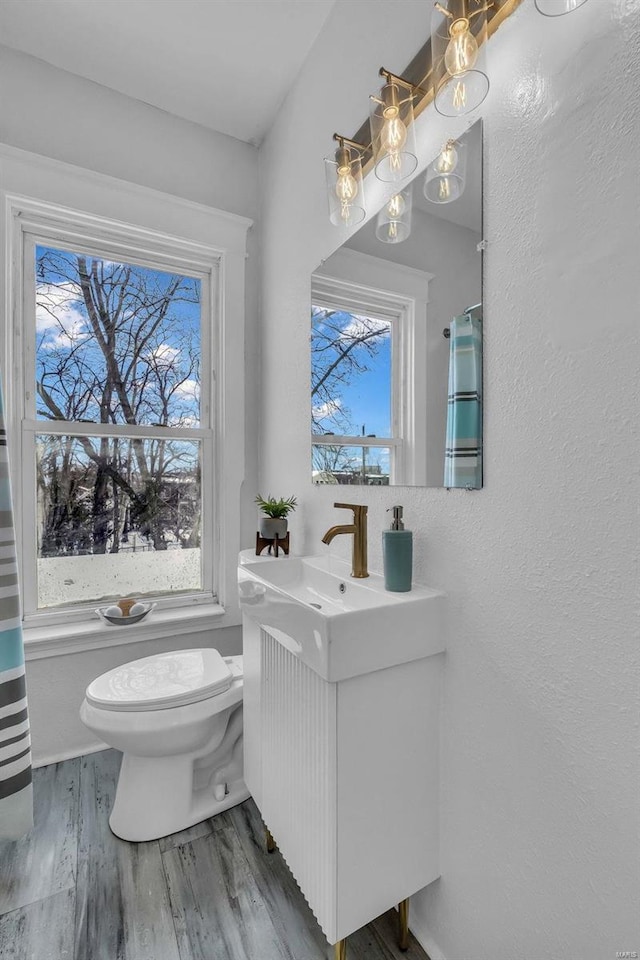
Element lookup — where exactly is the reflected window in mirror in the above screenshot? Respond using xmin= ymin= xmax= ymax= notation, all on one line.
xmin=311 ymin=272 xmax=428 ymax=486
xmin=311 ymin=120 xmax=483 ymax=488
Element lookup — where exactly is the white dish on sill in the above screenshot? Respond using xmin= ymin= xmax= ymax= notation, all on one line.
xmin=96 ymin=602 xmax=156 ymax=626
xmin=238 ymin=551 xmax=444 ymax=682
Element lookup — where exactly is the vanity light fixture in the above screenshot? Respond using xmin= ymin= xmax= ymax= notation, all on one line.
xmin=375 ymin=186 xmax=413 ymax=243
xmin=370 ymin=70 xmax=420 ymax=183
xmin=322 ymin=0 xmax=522 ymax=228
xmin=534 ymin=0 xmax=588 ymax=14
xmin=432 ymin=0 xmax=491 ymax=116
xmin=325 ymin=135 xmax=367 ymax=227
xmin=424 ymin=137 xmax=467 ymax=204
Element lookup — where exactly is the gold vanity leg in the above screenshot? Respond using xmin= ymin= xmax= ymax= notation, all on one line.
xmin=265 ymin=828 xmax=276 ymax=853
xmin=334 ymin=939 xmax=347 ymax=960
xmin=398 ymin=898 xmax=410 ymax=951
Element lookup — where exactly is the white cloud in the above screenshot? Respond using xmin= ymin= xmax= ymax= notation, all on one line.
xmin=36 ymin=281 xmax=89 ymax=349
xmin=167 ymin=414 xmax=199 ymax=428
xmin=340 ymin=315 xmax=391 ymax=342
xmin=36 ymin=281 xmax=85 ymax=333
xmin=175 ymin=378 xmax=200 ymax=401
xmin=41 ymin=317 xmax=90 ymax=351
xmin=312 ymin=398 xmax=342 ymax=421
xmin=147 ymin=344 xmax=180 ymax=367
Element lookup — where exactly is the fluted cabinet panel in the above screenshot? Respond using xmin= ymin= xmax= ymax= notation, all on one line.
xmin=242 ymin=610 xmax=442 ymax=946
xmin=259 ymin=628 xmax=338 ymax=938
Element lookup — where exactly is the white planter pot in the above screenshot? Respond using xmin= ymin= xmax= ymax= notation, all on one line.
xmin=259 ymin=517 xmax=288 ymax=541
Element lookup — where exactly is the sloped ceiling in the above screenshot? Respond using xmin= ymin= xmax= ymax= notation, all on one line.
xmin=0 ymin=0 xmax=337 ymax=144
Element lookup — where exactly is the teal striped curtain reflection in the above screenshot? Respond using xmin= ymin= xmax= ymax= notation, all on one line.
xmin=444 ymin=312 xmax=483 ymax=489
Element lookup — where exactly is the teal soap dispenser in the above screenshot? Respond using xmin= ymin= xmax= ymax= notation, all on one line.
xmin=382 ymin=506 xmax=413 ymax=592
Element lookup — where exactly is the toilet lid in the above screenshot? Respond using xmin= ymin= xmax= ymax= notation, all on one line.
xmin=86 ymin=648 xmax=234 ymax=712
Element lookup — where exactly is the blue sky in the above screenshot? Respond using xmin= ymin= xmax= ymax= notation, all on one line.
xmin=340 ymin=333 xmax=391 ymax=438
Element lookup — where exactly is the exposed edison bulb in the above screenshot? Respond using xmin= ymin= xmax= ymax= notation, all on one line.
xmin=327 ymin=144 xmax=365 ymax=227
xmin=438 ymin=177 xmax=452 ymax=201
xmin=444 ymin=18 xmax=478 ymax=76
xmin=452 ymin=80 xmax=467 ymax=111
xmin=386 ymin=193 xmax=406 ymax=218
xmin=335 ymin=159 xmax=359 ymax=221
xmin=335 ymin=164 xmax=358 ymax=204
xmin=381 ymin=104 xmax=408 ymax=173
xmin=436 ymin=141 xmax=458 ymax=174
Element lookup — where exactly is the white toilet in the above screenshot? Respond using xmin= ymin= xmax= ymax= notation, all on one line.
xmin=80 ymin=648 xmax=249 ymax=842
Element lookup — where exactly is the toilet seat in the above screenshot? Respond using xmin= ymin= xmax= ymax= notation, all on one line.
xmin=86 ymin=648 xmax=234 ymax=712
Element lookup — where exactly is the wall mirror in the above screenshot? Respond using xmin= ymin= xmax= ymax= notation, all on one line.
xmin=311 ymin=119 xmax=483 ymax=488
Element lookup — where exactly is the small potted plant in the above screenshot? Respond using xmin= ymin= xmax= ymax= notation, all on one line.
xmin=255 ymin=494 xmax=297 ymax=541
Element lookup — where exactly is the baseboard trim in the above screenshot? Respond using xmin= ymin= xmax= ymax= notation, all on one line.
xmin=32 ymin=740 xmax=109 ymax=768
xmin=408 ymin=901 xmax=447 ymax=960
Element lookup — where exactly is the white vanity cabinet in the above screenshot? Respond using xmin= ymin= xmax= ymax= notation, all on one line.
xmin=242 ymin=612 xmax=444 ymax=945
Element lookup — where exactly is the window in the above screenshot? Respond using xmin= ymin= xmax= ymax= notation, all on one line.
xmin=1 ymin=156 xmax=248 ymax=650
xmin=311 ymin=299 xmax=394 ymax=485
xmin=19 ymin=230 xmax=216 ymax=621
xmin=311 ymin=273 xmax=421 ymax=485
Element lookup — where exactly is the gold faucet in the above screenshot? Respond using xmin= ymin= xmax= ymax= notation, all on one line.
xmin=321 ymin=502 xmax=369 ymax=578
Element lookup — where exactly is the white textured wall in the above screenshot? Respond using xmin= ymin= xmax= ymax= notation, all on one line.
xmin=258 ymin=1 xmax=639 ymax=956
xmin=0 ymin=46 xmax=260 ymax=763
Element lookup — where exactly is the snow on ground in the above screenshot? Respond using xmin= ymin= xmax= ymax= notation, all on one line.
xmin=38 ymin=548 xmax=201 ymax=608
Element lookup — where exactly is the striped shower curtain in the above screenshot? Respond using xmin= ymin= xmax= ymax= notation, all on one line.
xmin=0 ymin=377 xmax=32 ymax=838
xmin=444 ymin=311 xmax=483 ymax=489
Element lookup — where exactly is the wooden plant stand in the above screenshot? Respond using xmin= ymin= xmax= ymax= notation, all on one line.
xmin=255 ymin=531 xmax=290 ymax=558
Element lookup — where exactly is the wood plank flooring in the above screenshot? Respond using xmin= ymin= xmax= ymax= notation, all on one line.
xmin=0 ymin=750 xmax=431 ymax=960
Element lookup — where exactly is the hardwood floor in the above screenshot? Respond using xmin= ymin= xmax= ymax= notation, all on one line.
xmin=0 ymin=750 xmax=431 ymax=960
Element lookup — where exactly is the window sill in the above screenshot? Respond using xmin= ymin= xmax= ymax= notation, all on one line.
xmin=23 ymin=602 xmax=227 ymax=661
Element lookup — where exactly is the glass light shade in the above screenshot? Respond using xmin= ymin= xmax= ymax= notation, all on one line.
xmin=431 ymin=0 xmax=489 ymax=117
xmin=325 ymin=146 xmax=366 ymax=227
xmin=375 ymin=187 xmax=412 ymax=244
xmin=424 ymin=138 xmax=467 ymax=204
xmin=535 ymin=0 xmax=588 ymax=14
xmin=370 ymin=80 xmax=418 ymax=183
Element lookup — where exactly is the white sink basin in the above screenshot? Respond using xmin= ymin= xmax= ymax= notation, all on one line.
xmin=238 ymin=552 xmax=445 ymax=682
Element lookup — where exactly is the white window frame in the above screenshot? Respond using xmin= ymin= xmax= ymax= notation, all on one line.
xmin=312 ymin=249 xmax=432 ymax=486
xmin=0 ymin=145 xmax=251 ymax=654
xmin=311 ymin=276 xmax=405 ymax=483
xmin=19 ymin=224 xmax=216 ymax=624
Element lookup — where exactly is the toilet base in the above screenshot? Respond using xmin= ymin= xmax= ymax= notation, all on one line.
xmin=109 ymin=753 xmax=250 ymax=842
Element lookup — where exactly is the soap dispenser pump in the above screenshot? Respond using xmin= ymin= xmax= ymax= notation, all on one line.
xmin=382 ymin=505 xmax=413 ymax=592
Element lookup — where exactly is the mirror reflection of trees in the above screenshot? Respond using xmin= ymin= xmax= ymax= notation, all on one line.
xmin=311 ymin=444 xmax=354 ymax=476
xmin=311 ymin=443 xmax=391 ymax=485
xmin=311 ymin=305 xmax=392 ymax=484
xmin=35 ymin=246 xmax=202 ymax=558
xmin=311 ymin=306 xmax=390 ymax=435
